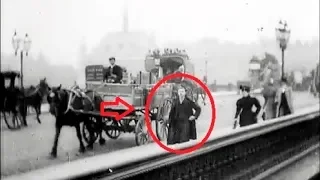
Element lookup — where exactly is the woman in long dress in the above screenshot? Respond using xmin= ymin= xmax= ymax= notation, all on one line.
xmin=234 ymin=86 xmax=261 ymax=128
xmin=262 ymin=78 xmax=277 ymax=120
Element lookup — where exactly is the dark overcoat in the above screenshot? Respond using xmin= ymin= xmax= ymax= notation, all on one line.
xmin=234 ymin=96 xmax=261 ymax=127
xmin=167 ymin=97 xmax=201 ymax=145
xmin=275 ymin=87 xmax=294 ymax=117
xmin=104 ymin=65 xmax=123 ymax=83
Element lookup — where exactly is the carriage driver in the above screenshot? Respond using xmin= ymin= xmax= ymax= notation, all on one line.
xmin=104 ymin=57 xmax=123 ymax=83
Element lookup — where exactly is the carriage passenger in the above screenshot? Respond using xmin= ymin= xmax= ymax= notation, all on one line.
xmin=104 ymin=57 xmax=123 ymax=83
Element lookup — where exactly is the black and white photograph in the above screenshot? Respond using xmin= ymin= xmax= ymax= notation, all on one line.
xmin=1 ymin=0 xmax=319 ymax=179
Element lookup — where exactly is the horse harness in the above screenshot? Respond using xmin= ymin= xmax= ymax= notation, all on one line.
xmin=65 ymin=87 xmax=95 ymax=114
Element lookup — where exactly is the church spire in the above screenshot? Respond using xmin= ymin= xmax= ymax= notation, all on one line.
xmin=123 ymin=0 xmax=129 ymax=33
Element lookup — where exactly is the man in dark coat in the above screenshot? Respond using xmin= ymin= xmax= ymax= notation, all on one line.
xmin=104 ymin=57 xmax=123 ymax=83
xmin=167 ymin=85 xmax=201 ymax=145
xmin=234 ymin=86 xmax=261 ymax=128
xmin=275 ymin=77 xmax=294 ymax=117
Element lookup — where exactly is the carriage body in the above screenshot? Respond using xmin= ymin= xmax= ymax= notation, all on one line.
xmin=82 ymin=51 xmax=199 ymax=146
xmin=143 ymin=50 xmax=202 ymax=142
xmin=0 ymin=71 xmax=24 ymax=130
xmin=84 ymin=63 xmax=175 ymax=145
xmin=86 ymin=80 xmax=174 ymax=110
xmin=94 ymin=83 xmax=146 ymax=109
xmin=145 ymin=52 xmax=199 ymax=102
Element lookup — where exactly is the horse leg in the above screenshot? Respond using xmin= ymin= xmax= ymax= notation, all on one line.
xmin=75 ymin=124 xmax=86 ymax=154
xmin=98 ymin=128 xmax=106 ymax=145
xmin=38 ymin=101 xmax=42 ymax=115
xmin=50 ymin=125 xmax=61 ymax=158
xmin=34 ymin=105 xmax=41 ymax=124
xmin=20 ymin=103 xmax=28 ymax=126
xmin=98 ymin=117 xmax=106 ymax=145
xmin=84 ymin=120 xmax=95 ymax=150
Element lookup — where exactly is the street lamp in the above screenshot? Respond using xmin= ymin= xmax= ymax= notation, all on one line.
xmin=12 ymin=30 xmax=32 ymax=88
xmin=275 ymin=20 xmax=291 ymax=79
xmin=204 ymin=52 xmax=208 ymax=84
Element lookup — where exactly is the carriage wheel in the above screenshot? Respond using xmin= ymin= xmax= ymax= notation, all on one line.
xmin=2 ymin=111 xmax=22 ymax=130
xmin=135 ymin=115 xmax=151 ymax=146
xmin=82 ymin=117 xmax=99 ymax=145
xmin=104 ymin=118 xmax=121 ymax=139
xmin=155 ymin=98 xmax=172 ymax=141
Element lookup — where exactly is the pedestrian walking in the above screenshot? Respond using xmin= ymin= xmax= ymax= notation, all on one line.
xmin=262 ymin=78 xmax=277 ymax=120
xmin=234 ymin=86 xmax=261 ymax=129
xmin=275 ymin=77 xmax=294 ymax=117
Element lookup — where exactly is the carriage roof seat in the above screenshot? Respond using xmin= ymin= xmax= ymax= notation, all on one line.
xmin=1 ymin=71 xmax=20 ymax=78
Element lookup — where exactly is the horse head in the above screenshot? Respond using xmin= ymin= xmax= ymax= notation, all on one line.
xmin=39 ymin=77 xmax=50 ymax=96
xmin=47 ymin=84 xmax=68 ymax=117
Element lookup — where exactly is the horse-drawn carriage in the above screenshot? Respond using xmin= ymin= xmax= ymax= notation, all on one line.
xmin=0 ymin=71 xmax=24 ymax=130
xmin=78 ymin=50 xmax=200 ymax=146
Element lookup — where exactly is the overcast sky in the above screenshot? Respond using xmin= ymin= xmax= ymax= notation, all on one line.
xmin=1 ymin=0 xmax=319 ymax=66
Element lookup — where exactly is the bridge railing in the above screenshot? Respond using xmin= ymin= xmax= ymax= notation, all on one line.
xmin=4 ymin=103 xmax=319 ymax=180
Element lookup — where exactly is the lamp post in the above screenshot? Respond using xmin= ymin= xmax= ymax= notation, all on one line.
xmin=12 ymin=30 xmax=32 ymax=88
xmin=275 ymin=20 xmax=291 ymax=79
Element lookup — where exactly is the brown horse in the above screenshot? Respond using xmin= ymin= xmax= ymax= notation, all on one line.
xmin=70 ymin=87 xmax=106 ymax=146
xmin=47 ymin=85 xmax=105 ymax=158
xmin=22 ymin=78 xmax=50 ymax=125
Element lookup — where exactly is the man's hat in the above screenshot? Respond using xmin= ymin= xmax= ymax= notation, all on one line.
xmin=109 ymin=57 xmax=115 ymax=61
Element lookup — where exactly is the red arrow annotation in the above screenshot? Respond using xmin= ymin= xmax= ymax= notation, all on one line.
xmin=100 ymin=96 xmax=134 ymax=121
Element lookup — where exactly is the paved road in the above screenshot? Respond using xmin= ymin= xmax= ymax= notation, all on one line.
xmin=1 ymin=92 xmax=318 ymax=177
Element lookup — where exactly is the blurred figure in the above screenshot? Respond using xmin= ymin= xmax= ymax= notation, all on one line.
xmin=275 ymin=77 xmax=294 ymax=117
xmin=262 ymin=78 xmax=277 ymax=120
xmin=234 ymin=86 xmax=261 ymax=129
xmin=167 ymin=85 xmax=201 ymax=145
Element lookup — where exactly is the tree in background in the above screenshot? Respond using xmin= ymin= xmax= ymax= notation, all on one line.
xmin=259 ymin=52 xmax=281 ymax=86
xmin=1 ymin=52 xmax=77 ymax=87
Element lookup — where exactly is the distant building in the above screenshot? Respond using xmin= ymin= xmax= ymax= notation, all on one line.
xmin=85 ymin=3 xmax=157 ymax=74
